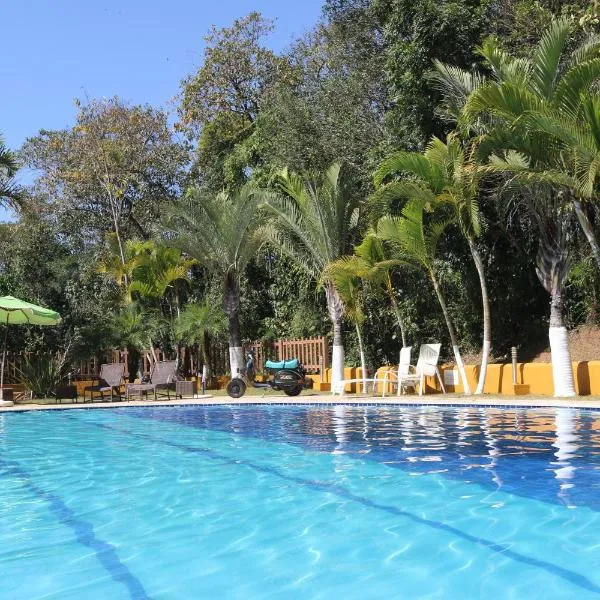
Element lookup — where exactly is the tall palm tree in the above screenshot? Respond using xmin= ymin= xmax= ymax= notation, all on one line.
xmin=443 ymin=19 xmax=600 ymax=269
xmin=530 ymin=188 xmax=577 ymax=396
xmin=0 ymin=136 xmax=20 ymax=209
xmin=376 ymin=198 xmax=472 ymax=394
xmin=261 ymin=163 xmax=361 ymax=388
xmin=373 ymin=135 xmax=490 ymax=394
xmin=431 ymin=18 xmax=597 ymax=397
xmin=324 ymin=260 xmax=368 ymax=392
xmin=164 ymin=184 xmax=263 ymax=376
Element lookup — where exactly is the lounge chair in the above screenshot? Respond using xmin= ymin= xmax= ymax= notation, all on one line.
xmin=125 ymin=360 xmax=177 ymax=401
xmin=331 ymin=347 xmax=413 ymax=396
xmin=386 ymin=343 xmax=446 ymax=396
xmin=83 ymin=363 xmax=125 ymax=402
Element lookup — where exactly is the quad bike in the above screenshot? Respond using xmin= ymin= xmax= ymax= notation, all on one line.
xmin=226 ymin=352 xmax=313 ymax=399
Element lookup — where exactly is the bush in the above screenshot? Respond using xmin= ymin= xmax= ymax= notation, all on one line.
xmin=16 ymin=353 xmax=70 ymax=398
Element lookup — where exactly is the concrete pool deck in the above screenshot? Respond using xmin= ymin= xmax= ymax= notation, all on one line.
xmin=2 ymin=393 xmax=600 ymax=411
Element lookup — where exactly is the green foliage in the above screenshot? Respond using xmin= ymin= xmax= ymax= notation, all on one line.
xmin=262 ymin=163 xmax=362 ymax=279
xmin=16 ymin=352 xmax=70 ymax=398
xmin=177 ymin=12 xmax=293 ymax=190
xmin=21 ymin=97 xmax=187 ymax=241
xmin=375 ymin=0 xmax=493 ymax=149
xmin=109 ymin=303 xmax=167 ymax=353
xmin=8 ymin=6 xmax=600 ymax=374
xmin=174 ymin=301 xmax=227 ymax=346
xmin=0 ymin=135 xmax=20 ymax=209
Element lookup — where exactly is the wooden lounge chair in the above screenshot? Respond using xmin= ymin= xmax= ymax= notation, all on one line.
xmin=83 ymin=363 xmax=125 ymax=402
xmin=386 ymin=343 xmax=446 ymax=396
xmin=331 ymin=347 xmax=413 ymax=396
xmin=125 ymin=360 xmax=177 ymax=401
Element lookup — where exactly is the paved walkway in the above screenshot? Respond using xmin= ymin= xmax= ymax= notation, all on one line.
xmin=2 ymin=393 xmax=600 ymax=411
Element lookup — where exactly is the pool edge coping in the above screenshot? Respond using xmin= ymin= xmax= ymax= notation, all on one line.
xmin=3 ymin=395 xmax=600 ymax=412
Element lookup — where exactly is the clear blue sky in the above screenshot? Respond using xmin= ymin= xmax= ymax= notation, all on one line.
xmin=1 ymin=0 xmax=325 ymax=219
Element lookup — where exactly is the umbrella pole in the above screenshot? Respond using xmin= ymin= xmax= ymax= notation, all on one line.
xmin=0 ymin=317 xmax=8 ymax=390
xmin=0 ymin=318 xmax=7 ymax=390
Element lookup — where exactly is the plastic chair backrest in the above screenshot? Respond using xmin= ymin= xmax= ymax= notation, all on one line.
xmin=415 ymin=343 xmax=441 ymax=377
xmin=397 ymin=346 xmax=412 ymax=377
xmin=99 ymin=363 xmax=125 ymax=387
xmin=150 ymin=360 xmax=177 ymax=385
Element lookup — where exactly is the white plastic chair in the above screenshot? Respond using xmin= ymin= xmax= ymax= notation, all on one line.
xmin=380 ymin=346 xmax=412 ymax=397
xmin=388 ymin=343 xmax=446 ymax=396
xmin=331 ymin=346 xmax=413 ymax=396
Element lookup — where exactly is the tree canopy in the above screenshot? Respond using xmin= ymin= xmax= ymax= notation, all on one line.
xmin=3 ymin=1 xmax=600 ymax=390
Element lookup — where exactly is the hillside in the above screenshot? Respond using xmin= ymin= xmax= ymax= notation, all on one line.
xmin=531 ymin=325 xmax=600 ymax=363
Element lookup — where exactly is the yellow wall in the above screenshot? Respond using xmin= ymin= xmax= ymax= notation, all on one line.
xmin=203 ymin=360 xmax=600 ymax=395
xmin=435 ymin=361 xmax=600 ymax=396
xmin=309 ymin=361 xmax=600 ymax=396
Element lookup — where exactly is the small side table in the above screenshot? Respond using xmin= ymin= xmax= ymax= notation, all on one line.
xmin=126 ymin=383 xmax=156 ymax=401
xmin=176 ymin=380 xmax=196 ymax=398
xmin=55 ymin=385 xmax=78 ymax=403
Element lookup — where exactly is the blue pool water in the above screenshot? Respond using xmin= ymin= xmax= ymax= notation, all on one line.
xmin=1 ymin=405 xmax=600 ymax=599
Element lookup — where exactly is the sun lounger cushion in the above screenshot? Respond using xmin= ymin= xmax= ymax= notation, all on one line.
xmin=265 ymin=359 xmax=299 ymax=370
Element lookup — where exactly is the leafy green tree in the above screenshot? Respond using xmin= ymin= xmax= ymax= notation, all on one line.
xmin=450 ymin=17 xmax=600 ymax=395
xmin=256 ymin=6 xmax=390 ymax=180
xmin=178 ymin=12 xmax=293 ymax=190
xmin=454 ymin=19 xmax=600 ymax=269
xmin=354 ymin=235 xmax=409 ymax=347
xmin=0 ymin=213 xmax=117 ymax=360
xmin=431 ymin=17 xmax=600 ymax=394
xmin=127 ymin=240 xmax=196 ymax=316
xmin=96 ymin=233 xmax=139 ymax=293
xmin=164 ymin=185 xmax=263 ymax=376
xmin=21 ymin=97 xmax=187 ymax=272
xmin=261 ymin=163 xmax=361 ymax=387
xmin=374 ymin=0 xmax=493 ymax=149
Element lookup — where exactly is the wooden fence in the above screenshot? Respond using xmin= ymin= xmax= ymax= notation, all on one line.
xmin=245 ymin=336 xmax=328 ymax=373
xmin=3 ymin=336 xmax=329 ymax=383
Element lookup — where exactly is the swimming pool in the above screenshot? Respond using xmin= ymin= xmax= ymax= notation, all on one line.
xmin=1 ymin=405 xmax=599 ymax=599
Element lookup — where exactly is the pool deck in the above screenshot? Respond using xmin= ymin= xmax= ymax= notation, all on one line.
xmin=2 ymin=393 xmax=600 ymax=411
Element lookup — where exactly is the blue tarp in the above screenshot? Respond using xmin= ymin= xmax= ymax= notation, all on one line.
xmin=265 ymin=358 xmax=300 ymax=370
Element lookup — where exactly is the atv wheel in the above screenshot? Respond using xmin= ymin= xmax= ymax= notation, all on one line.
xmin=227 ymin=378 xmax=247 ymax=399
xmin=283 ymin=386 xmax=302 ymax=397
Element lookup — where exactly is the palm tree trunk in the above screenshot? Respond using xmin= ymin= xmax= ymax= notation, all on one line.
xmin=573 ymin=199 xmax=600 ymax=271
xmin=355 ymin=323 xmax=368 ymax=393
xmin=535 ymin=220 xmax=576 ymax=397
xmin=386 ymin=276 xmax=408 ymax=347
xmin=467 ymin=238 xmax=491 ymax=395
xmin=223 ymin=273 xmax=244 ymax=377
xmin=227 ymin=311 xmax=244 ymax=377
xmin=549 ymin=287 xmax=576 ymax=397
xmin=429 ymin=271 xmax=472 ymax=394
xmin=202 ymin=332 xmax=211 ymax=380
xmin=326 ymin=282 xmax=345 ymax=388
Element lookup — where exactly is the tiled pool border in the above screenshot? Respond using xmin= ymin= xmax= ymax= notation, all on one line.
xmin=2 ymin=395 xmax=600 ymax=412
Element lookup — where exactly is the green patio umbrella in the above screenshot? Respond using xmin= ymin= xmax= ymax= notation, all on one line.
xmin=0 ymin=295 xmax=61 ymax=393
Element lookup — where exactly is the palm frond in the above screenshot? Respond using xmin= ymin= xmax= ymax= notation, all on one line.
xmin=553 ymin=58 xmax=600 ymax=116
xmin=428 ymin=60 xmax=487 ymax=125
xmin=374 ymin=152 xmax=445 ymax=189
xmin=530 ymin=17 xmax=572 ymax=100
